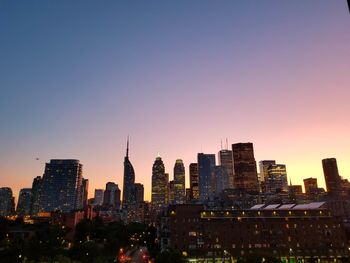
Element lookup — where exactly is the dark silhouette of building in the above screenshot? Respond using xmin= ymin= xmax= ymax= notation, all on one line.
xmin=232 ymin=143 xmax=259 ymax=193
xmin=218 ymin=149 xmax=234 ymax=189
xmin=151 ymin=156 xmax=167 ymax=209
xmin=168 ymin=180 xmax=175 ymax=204
xmin=81 ymin=179 xmax=89 ymax=208
xmin=133 ymin=183 xmax=144 ymax=203
xmin=214 ymin=165 xmax=229 ymax=196
xmin=93 ymin=189 xmax=104 ymax=206
xmin=304 ymin=177 xmax=318 ymax=195
xmin=174 ymin=159 xmax=185 ymax=204
xmin=122 ymin=137 xmax=136 ymax=205
xmin=39 ymin=160 xmax=85 ymax=213
xmin=16 ymin=188 xmax=32 ymax=216
xmin=103 ymin=182 xmax=121 ymax=209
xmin=198 ymin=153 xmax=216 ymax=202
xmin=30 ymin=176 xmax=42 ymax=215
xmin=322 ymin=158 xmax=341 ymax=196
xmin=0 ymin=187 xmax=13 ymax=216
xmin=189 ymin=163 xmax=199 ymax=201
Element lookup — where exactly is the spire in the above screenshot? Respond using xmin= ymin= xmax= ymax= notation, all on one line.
xmin=126 ymin=136 xmax=129 ymax=157
xmin=220 ymin=139 xmax=223 ymax=150
xmin=289 ymin=178 xmax=292 ymax=186
xmin=226 ymin=138 xmax=228 ymax=150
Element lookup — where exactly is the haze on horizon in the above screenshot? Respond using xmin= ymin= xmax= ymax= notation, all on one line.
xmin=1 ymin=1 xmax=350 ymax=201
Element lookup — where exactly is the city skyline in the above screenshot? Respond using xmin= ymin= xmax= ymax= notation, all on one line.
xmin=1 ymin=1 xmax=350 ymax=201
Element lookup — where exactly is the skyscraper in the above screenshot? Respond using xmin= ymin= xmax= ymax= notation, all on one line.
xmin=103 ymin=182 xmax=121 ymax=209
xmin=0 ymin=187 xmax=13 ymax=216
xmin=265 ymin=164 xmax=288 ymax=193
xmin=81 ymin=179 xmax=89 ymax=208
xmin=304 ymin=178 xmax=318 ymax=195
xmin=218 ymin=149 xmax=234 ymax=189
xmin=16 ymin=188 xmax=32 ymax=216
xmin=232 ymin=143 xmax=259 ymax=193
xmin=198 ymin=153 xmax=216 ymax=202
xmin=30 ymin=176 xmax=42 ymax=215
xmin=151 ymin=156 xmax=167 ymax=208
xmin=93 ymin=189 xmax=104 ymax=206
xmin=123 ymin=137 xmax=136 ymax=205
xmin=189 ymin=163 xmax=199 ymax=201
xmin=322 ymin=158 xmax=341 ymax=196
xmin=214 ymin=166 xmax=229 ymax=196
xmin=174 ymin=159 xmax=185 ymax=204
xmin=133 ymin=183 xmax=144 ymax=203
xmin=39 ymin=159 xmax=84 ymax=213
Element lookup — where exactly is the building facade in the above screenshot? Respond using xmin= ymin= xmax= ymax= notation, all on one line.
xmin=232 ymin=143 xmax=259 ymax=193
xmin=151 ymin=156 xmax=167 ymax=209
xmin=0 ymin=187 xmax=14 ymax=217
xmin=16 ymin=188 xmax=32 ymax=216
xmin=218 ymin=149 xmax=234 ymax=189
xmin=39 ymin=159 xmax=84 ymax=213
xmin=122 ymin=138 xmax=136 ymax=205
xmin=189 ymin=163 xmax=199 ymax=201
xmin=174 ymin=159 xmax=186 ymax=204
xmin=198 ymin=153 xmax=216 ymax=202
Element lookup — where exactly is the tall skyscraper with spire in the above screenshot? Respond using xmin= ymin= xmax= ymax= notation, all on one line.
xmin=123 ymin=137 xmax=136 ymax=205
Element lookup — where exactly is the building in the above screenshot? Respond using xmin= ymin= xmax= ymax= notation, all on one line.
xmin=265 ymin=164 xmax=288 ymax=193
xmin=160 ymin=203 xmax=349 ymax=261
xmin=322 ymin=158 xmax=341 ymax=196
xmin=151 ymin=156 xmax=167 ymax=209
xmin=259 ymin=160 xmax=276 ymax=192
xmin=103 ymin=182 xmax=121 ymax=209
xmin=133 ymin=183 xmax=144 ymax=203
xmin=39 ymin=159 xmax=85 ymax=213
xmin=122 ymin=137 xmax=136 ymax=205
xmin=16 ymin=188 xmax=32 ymax=216
xmin=81 ymin=179 xmax=89 ymax=208
xmin=214 ymin=166 xmax=229 ymax=197
xmin=218 ymin=149 xmax=234 ymax=189
xmin=0 ymin=187 xmax=13 ymax=216
xmin=168 ymin=180 xmax=175 ymax=204
xmin=93 ymin=189 xmax=104 ymax=206
xmin=189 ymin=163 xmax=199 ymax=201
xmin=30 ymin=176 xmax=43 ymax=215
xmin=304 ymin=178 xmax=318 ymax=195
xmin=174 ymin=159 xmax=186 ymax=204
xmin=198 ymin=153 xmax=216 ymax=202
xmin=232 ymin=143 xmax=259 ymax=193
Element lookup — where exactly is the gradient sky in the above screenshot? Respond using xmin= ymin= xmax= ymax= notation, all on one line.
xmin=1 ymin=1 xmax=350 ymax=202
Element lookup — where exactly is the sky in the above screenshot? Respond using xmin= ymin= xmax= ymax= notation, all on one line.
xmin=1 ymin=1 xmax=350 ymax=202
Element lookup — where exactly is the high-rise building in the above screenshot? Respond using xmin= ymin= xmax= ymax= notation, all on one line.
xmin=30 ymin=176 xmax=42 ymax=215
xmin=218 ymin=149 xmax=234 ymax=189
xmin=123 ymin=137 xmax=136 ymax=205
xmin=0 ymin=187 xmax=13 ymax=216
xmin=151 ymin=156 xmax=167 ymax=208
xmin=265 ymin=164 xmax=288 ymax=193
xmin=322 ymin=158 xmax=341 ymax=196
xmin=214 ymin=166 xmax=229 ymax=196
xmin=189 ymin=163 xmax=199 ymax=201
xmin=81 ymin=179 xmax=89 ymax=208
xmin=232 ymin=143 xmax=259 ymax=193
xmin=174 ymin=159 xmax=185 ymax=204
xmin=16 ymin=188 xmax=32 ymax=216
xmin=259 ymin=160 xmax=276 ymax=182
xmin=168 ymin=180 xmax=175 ymax=204
xmin=93 ymin=189 xmax=104 ymax=206
xmin=304 ymin=178 xmax=318 ymax=195
xmin=103 ymin=182 xmax=121 ymax=209
xmin=39 ymin=159 xmax=84 ymax=212
xmin=133 ymin=183 xmax=144 ymax=203
xmin=198 ymin=153 xmax=216 ymax=202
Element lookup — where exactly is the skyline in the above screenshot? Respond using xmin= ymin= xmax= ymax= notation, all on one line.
xmin=1 ymin=1 xmax=350 ymax=201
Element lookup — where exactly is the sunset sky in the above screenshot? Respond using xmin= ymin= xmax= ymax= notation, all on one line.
xmin=1 ymin=1 xmax=350 ymax=201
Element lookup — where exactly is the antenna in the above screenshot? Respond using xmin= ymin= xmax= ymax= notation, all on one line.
xmin=220 ymin=139 xmax=223 ymax=150
xmin=226 ymin=138 xmax=228 ymax=150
